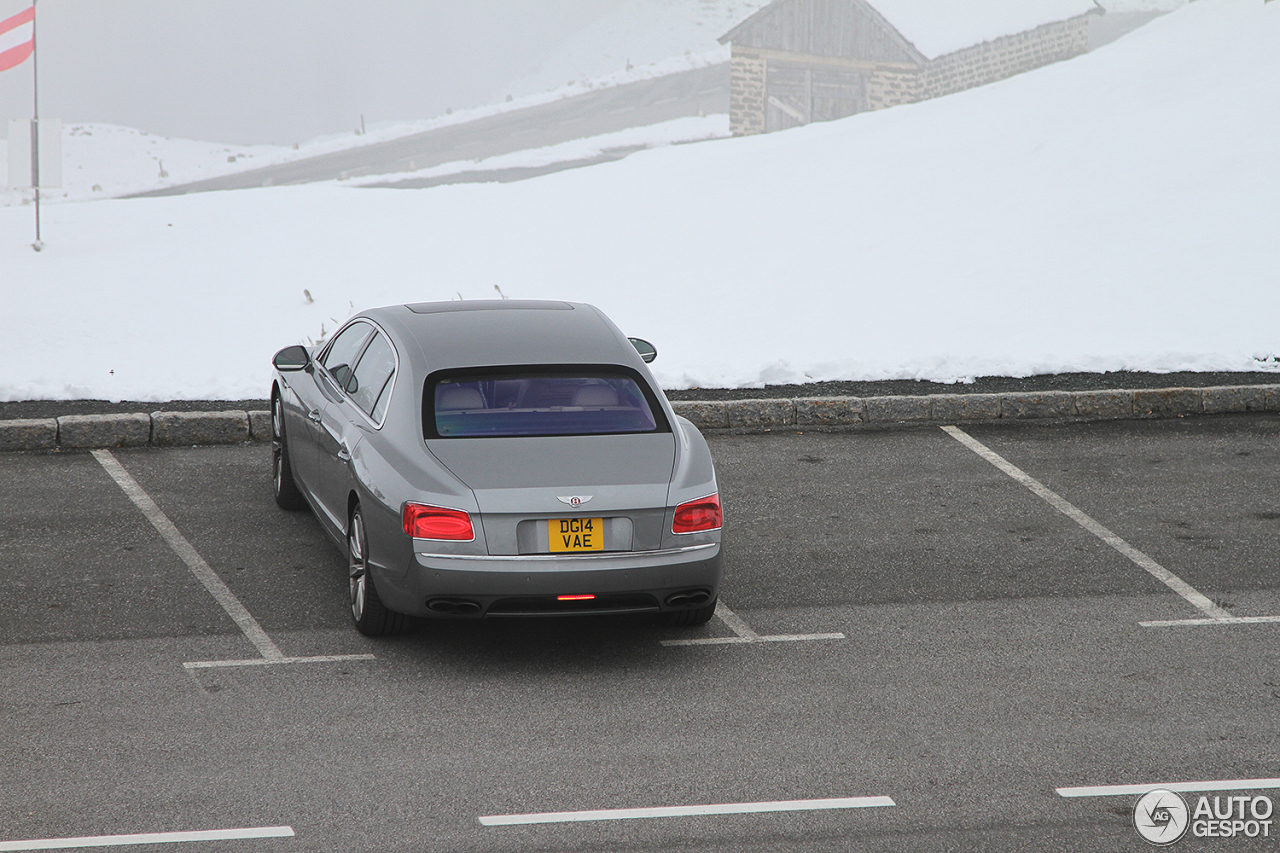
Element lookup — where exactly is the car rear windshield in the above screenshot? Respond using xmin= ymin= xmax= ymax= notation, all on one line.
xmin=426 ymin=368 xmax=665 ymax=438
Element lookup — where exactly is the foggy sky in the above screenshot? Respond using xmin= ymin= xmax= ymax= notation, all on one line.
xmin=0 ymin=1 xmax=612 ymax=145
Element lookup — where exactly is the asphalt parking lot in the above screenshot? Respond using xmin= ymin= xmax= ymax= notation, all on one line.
xmin=2 ymin=414 xmax=1278 ymax=852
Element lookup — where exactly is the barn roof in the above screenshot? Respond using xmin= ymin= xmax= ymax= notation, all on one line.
xmin=722 ymin=0 xmax=1099 ymax=60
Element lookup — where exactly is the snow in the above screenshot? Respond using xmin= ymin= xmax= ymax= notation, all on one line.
xmin=1101 ymin=0 xmax=1187 ymax=10
xmin=0 ymin=114 xmax=730 ymax=205
xmin=2 ymin=0 xmax=760 ymax=205
xmin=870 ymin=0 xmax=1099 ymax=59
xmin=1 ymin=0 xmax=1276 ymax=402
xmin=0 ymin=48 xmax=734 ymax=208
xmin=506 ymin=0 xmax=766 ymax=97
xmin=0 ymin=124 xmax=287 ymax=205
xmin=347 ymin=116 xmax=729 ymax=188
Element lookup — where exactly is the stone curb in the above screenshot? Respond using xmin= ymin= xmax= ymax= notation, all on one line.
xmin=0 ymin=386 xmax=1278 ymax=452
xmin=152 ymin=410 xmax=251 ymax=447
xmin=669 ymin=384 xmax=1280 ymax=432
xmin=58 ymin=413 xmax=151 ymax=449
xmin=0 ymin=410 xmax=272 ymax=453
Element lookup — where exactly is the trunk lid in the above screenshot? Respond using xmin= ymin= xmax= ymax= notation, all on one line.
xmin=424 ymin=433 xmax=676 ymax=555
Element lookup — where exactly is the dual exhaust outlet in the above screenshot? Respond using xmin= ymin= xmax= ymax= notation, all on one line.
xmin=426 ymin=598 xmax=481 ymax=615
xmin=664 ymin=589 xmax=711 ymax=607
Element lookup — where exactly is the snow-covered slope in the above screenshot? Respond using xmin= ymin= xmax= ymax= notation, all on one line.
xmin=2 ymin=0 xmax=762 ymax=206
xmin=503 ymin=0 xmax=765 ymax=96
xmin=1 ymin=0 xmax=1275 ymax=401
xmin=862 ymin=0 xmax=1097 ymax=59
xmin=0 ymin=124 xmax=287 ymax=206
xmin=0 ymin=115 xmax=730 ymax=205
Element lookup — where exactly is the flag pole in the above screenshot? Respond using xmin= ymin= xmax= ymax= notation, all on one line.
xmin=31 ymin=0 xmax=42 ymax=251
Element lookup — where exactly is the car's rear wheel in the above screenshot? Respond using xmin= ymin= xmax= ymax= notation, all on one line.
xmin=271 ymin=393 xmax=305 ymax=510
xmin=666 ymin=597 xmax=718 ymax=627
xmin=348 ymin=504 xmax=406 ymax=636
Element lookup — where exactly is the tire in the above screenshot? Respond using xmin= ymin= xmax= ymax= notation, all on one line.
xmin=348 ymin=504 xmax=406 ymax=636
xmin=271 ymin=393 xmax=306 ymax=511
xmin=666 ymin=596 xmax=718 ymax=627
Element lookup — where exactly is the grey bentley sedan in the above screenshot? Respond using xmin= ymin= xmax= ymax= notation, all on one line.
xmin=269 ymin=300 xmax=723 ymax=635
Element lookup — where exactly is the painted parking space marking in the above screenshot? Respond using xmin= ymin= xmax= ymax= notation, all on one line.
xmin=480 ymin=795 xmax=894 ymax=826
xmin=714 ymin=601 xmax=759 ymax=639
xmin=941 ymin=426 xmax=1236 ymax=623
xmin=1058 ymin=778 xmax=1280 ymax=797
xmin=1140 ymin=615 xmax=1280 ymax=628
xmin=92 ymin=449 xmax=373 ymax=669
xmin=0 ymin=826 xmax=294 ymax=851
xmin=183 ymin=653 xmax=375 ymax=670
xmin=661 ymin=601 xmax=845 ymax=647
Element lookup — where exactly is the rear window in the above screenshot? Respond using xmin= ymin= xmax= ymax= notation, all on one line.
xmin=426 ymin=368 xmax=666 ymax=438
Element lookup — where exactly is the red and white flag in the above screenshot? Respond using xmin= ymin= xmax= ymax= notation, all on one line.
xmin=0 ymin=5 xmax=35 ymax=72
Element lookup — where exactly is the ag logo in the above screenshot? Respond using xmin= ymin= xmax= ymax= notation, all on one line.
xmin=1134 ymin=789 xmax=1189 ymax=845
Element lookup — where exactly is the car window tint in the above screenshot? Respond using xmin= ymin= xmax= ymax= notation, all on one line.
xmin=320 ymin=322 xmax=372 ymax=389
xmin=429 ymin=371 xmax=660 ymax=438
xmin=349 ymin=332 xmax=396 ymax=421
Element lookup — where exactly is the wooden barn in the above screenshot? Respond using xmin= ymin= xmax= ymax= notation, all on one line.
xmin=720 ymin=0 xmax=1100 ymax=135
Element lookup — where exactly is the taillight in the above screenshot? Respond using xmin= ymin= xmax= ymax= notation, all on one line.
xmin=402 ymin=503 xmax=474 ymax=540
xmin=672 ymin=493 xmax=722 ymax=534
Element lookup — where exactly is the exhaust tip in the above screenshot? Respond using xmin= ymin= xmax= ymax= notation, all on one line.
xmin=665 ymin=589 xmax=711 ymax=607
xmin=427 ymin=598 xmax=482 ymax=616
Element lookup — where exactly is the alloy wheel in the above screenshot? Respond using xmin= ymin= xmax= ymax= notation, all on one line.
xmin=349 ymin=510 xmax=367 ymax=622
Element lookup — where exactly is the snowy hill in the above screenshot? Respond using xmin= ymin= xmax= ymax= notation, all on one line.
xmin=1 ymin=0 xmax=1275 ymax=402
xmin=503 ymin=0 xmax=765 ymax=96
xmin=2 ymin=0 xmax=762 ymax=206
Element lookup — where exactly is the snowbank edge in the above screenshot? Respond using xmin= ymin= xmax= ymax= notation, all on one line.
xmin=2 ymin=384 xmax=1277 ymax=452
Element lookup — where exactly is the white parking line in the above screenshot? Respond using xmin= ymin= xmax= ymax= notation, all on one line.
xmin=92 ymin=450 xmax=286 ymax=661
xmin=661 ymin=601 xmax=845 ymax=647
xmin=1058 ymin=778 xmax=1280 ymax=797
xmin=479 ymin=795 xmax=894 ymax=826
xmin=92 ymin=449 xmax=374 ymax=669
xmin=715 ymin=601 xmax=758 ymax=639
xmin=0 ymin=826 xmax=294 ymax=851
xmin=1140 ymin=615 xmax=1280 ymax=628
xmin=183 ymin=654 xmax=375 ymax=670
xmin=940 ymin=426 xmax=1233 ymax=622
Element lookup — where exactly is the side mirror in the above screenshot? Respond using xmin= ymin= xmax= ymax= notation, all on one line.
xmin=273 ymin=345 xmax=311 ymax=371
xmin=628 ymin=337 xmax=657 ymax=364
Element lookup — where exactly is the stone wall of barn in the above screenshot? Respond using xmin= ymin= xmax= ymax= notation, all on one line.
xmin=726 ymin=14 xmax=1090 ymax=136
xmin=923 ymin=16 xmax=1090 ymax=99
xmin=729 ymin=46 xmax=768 ymax=136
xmin=865 ymin=66 xmax=924 ymax=110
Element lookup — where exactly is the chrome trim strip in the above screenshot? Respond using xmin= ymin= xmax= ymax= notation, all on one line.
xmin=414 ymin=543 xmax=718 ymax=561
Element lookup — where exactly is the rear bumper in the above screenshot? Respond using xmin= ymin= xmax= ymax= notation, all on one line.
xmin=401 ymin=542 xmax=723 ymax=618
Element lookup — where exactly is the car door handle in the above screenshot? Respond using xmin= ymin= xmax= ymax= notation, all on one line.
xmin=308 ymin=409 xmax=322 ymax=423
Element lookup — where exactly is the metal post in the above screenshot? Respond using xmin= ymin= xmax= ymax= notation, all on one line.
xmin=31 ymin=0 xmax=42 ymax=251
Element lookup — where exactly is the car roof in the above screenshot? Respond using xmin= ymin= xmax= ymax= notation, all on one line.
xmin=360 ymin=300 xmax=639 ymax=373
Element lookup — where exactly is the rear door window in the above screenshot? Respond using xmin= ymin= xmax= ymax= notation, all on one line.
xmin=320 ymin=321 xmax=373 ymax=389
xmin=427 ymin=368 xmax=666 ymax=438
xmin=347 ymin=332 xmax=397 ymax=423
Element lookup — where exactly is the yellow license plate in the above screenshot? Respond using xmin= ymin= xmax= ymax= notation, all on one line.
xmin=549 ymin=518 xmax=604 ymax=552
